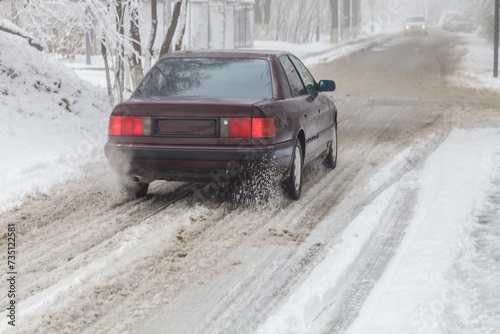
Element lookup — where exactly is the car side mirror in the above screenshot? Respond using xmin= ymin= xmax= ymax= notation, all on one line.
xmin=319 ymin=80 xmax=335 ymax=92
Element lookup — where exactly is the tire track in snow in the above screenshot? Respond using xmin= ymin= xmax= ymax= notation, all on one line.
xmin=0 ymin=170 xmax=207 ymax=333
xmin=325 ymin=185 xmax=418 ymax=333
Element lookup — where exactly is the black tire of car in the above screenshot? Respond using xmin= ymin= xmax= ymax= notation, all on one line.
xmin=124 ymin=181 xmax=149 ymax=199
xmin=285 ymin=139 xmax=304 ymax=200
xmin=324 ymin=122 xmax=338 ymax=169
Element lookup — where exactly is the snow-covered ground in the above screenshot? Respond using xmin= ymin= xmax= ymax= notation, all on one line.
xmin=256 ymin=128 xmax=500 ymax=333
xmin=449 ymin=33 xmax=500 ymax=93
xmin=345 ymin=128 xmax=500 ymax=334
xmin=254 ymin=30 xmax=398 ymax=66
xmin=0 ymin=31 xmax=110 ymax=212
xmin=1 ymin=25 xmax=500 ymax=333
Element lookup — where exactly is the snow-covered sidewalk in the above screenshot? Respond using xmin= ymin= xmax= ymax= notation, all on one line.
xmin=257 ymin=128 xmax=500 ymax=334
xmin=449 ymin=32 xmax=500 ymax=93
xmin=346 ymin=128 xmax=500 ymax=334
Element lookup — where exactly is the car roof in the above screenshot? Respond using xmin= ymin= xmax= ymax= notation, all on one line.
xmin=158 ymin=49 xmax=291 ymax=61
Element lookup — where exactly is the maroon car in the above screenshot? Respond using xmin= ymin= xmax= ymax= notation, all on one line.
xmin=105 ymin=50 xmax=337 ymax=200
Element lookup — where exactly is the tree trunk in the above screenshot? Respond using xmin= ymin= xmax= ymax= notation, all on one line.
xmin=101 ymin=37 xmax=113 ymax=102
xmin=329 ymin=0 xmax=338 ymax=43
xmin=0 ymin=25 xmax=43 ymax=51
xmin=175 ymin=24 xmax=186 ymax=51
xmin=145 ymin=0 xmax=158 ymax=70
xmin=115 ymin=0 xmax=125 ymax=101
xmin=11 ymin=0 xmax=19 ymax=25
xmin=159 ymin=0 xmax=183 ymax=58
xmin=175 ymin=1 xmax=187 ymax=51
xmin=343 ymin=0 xmax=350 ymax=40
xmin=130 ymin=4 xmax=144 ymax=88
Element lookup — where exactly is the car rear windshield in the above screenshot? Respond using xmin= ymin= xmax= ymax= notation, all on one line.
xmin=134 ymin=58 xmax=273 ymax=99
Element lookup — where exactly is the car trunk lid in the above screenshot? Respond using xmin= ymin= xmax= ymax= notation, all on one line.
xmin=108 ymin=97 xmax=273 ymax=145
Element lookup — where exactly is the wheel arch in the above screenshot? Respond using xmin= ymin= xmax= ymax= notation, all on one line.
xmin=297 ymin=129 xmax=306 ymax=158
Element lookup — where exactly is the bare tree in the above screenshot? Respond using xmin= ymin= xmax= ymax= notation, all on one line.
xmin=145 ymin=0 xmax=158 ymax=70
xmin=255 ymin=0 xmax=271 ymax=38
xmin=330 ymin=0 xmax=339 ymax=42
xmin=159 ymin=0 xmax=184 ymax=58
xmin=129 ymin=1 xmax=143 ymax=88
xmin=175 ymin=1 xmax=188 ymax=51
xmin=461 ymin=0 xmax=496 ymax=42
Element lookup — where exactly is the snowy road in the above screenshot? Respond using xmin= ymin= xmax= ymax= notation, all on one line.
xmin=1 ymin=29 xmax=500 ymax=333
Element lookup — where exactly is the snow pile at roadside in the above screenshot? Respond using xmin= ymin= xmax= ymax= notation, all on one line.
xmin=346 ymin=128 xmax=500 ymax=334
xmin=0 ymin=30 xmax=111 ymax=211
xmin=256 ymin=128 xmax=500 ymax=333
xmin=0 ymin=18 xmax=40 ymax=45
xmin=451 ymin=33 xmax=500 ymax=92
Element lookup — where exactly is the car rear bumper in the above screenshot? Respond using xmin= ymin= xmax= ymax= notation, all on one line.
xmin=104 ymin=141 xmax=294 ymax=183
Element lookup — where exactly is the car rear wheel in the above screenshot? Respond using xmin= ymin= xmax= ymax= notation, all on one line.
xmin=324 ymin=123 xmax=337 ymax=169
xmin=123 ymin=181 xmax=149 ymax=198
xmin=284 ymin=139 xmax=303 ymax=200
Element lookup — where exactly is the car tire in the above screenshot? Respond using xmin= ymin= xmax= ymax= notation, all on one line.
xmin=324 ymin=123 xmax=337 ymax=169
xmin=284 ymin=139 xmax=303 ymax=200
xmin=124 ymin=181 xmax=149 ymax=198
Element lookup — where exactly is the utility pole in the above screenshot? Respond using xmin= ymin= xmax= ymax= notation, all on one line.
xmin=316 ymin=0 xmax=320 ymax=42
xmin=495 ymin=0 xmax=499 ymax=78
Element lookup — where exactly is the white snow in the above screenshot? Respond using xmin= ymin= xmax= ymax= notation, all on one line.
xmin=257 ymin=128 xmax=500 ymax=334
xmin=449 ymin=33 xmax=500 ymax=93
xmin=345 ymin=128 xmax=500 ymax=334
xmin=0 ymin=31 xmax=110 ymax=212
xmin=59 ymin=55 xmax=110 ymax=89
xmin=256 ymin=178 xmax=406 ymax=334
xmin=253 ymin=31 xmax=399 ymax=66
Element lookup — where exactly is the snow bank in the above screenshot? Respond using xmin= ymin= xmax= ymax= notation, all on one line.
xmin=256 ymin=128 xmax=500 ymax=334
xmin=0 ymin=30 xmax=110 ymax=211
xmin=450 ymin=33 xmax=500 ymax=93
xmin=346 ymin=128 xmax=500 ymax=334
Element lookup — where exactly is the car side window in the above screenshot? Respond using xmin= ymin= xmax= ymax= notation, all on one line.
xmin=278 ymin=63 xmax=293 ymax=99
xmin=279 ymin=56 xmax=306 ymax=97
xmin=289 ymin=55 xmax=317 ymax=95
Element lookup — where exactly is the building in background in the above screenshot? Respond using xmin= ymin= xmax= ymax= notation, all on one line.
xmin=183 ymin=0 xmax=254 ymax=50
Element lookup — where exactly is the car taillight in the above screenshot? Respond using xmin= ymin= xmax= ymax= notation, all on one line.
xmin=226 ymin=117 xmax=275 ymax=138
xmin=229 ymin=118 xmax=252 ymax=138
xmin=108 ymin=116 xmax=151 ymax=136
xmin=108 ymin=116 xmax=122 ymax=136
xmin=252 ymin=118 xmax=276 ymax=138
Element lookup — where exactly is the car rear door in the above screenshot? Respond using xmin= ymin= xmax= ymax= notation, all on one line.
xmin=279 ymin=55 xmax=321 ymax=159
xmin=288 ymin=55 xmax=332 ymax=156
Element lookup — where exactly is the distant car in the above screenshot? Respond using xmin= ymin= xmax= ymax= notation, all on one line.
xmin=443 ymin=12 xmax=473 ymax=33
xmin=104 ymin=50 xmax=338 ymax=200
xmin=404 ymin=16 xmax=428 ymax=36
